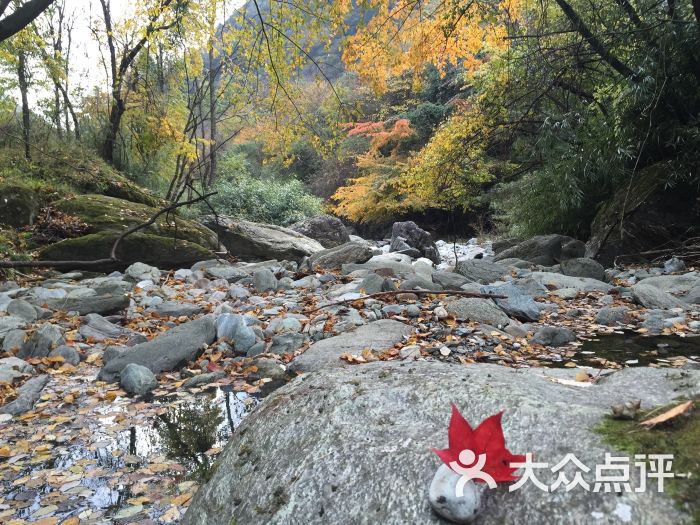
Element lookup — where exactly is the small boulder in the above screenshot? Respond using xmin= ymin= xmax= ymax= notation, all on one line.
xmin=663 ymin=257 xmax=686 ymax=274
xmin=631 ymin=283 xmax=688 ymax=310
xmin=559 ymin=258 xmax=605 ymax=281
xmin=446 ymin=298 xmax=511 ymax=326
xmin=454 ymin=260 xmax=509 ymax=284
xmin=6 ymin=299 xmax=38 ymax=322
xmin=289 ymin=215 xmax=350 ymax=248
xmin=595 ymin=307 xmax=631 ymax=326
xmin=252 ymin=269 xmax=278 ymax=292
xmin=18 ymin=324 xmax=65 ymax=359
xmin=217 ymin=314 xmax=257 ymax=354
xmin=308 ymin=242 xmax=374 ymax=270
xmin=49 ymin=345 xmax=81 ymax=366
xmin=531 ymin=326 xmax=576 ymax=347
xmin=120 ymin=363 xmax=158 ymax=395
xmin=390 ymin=221 xmax=440 ymax=263
xmin=125 ymin=262 xmax=161 ymax=283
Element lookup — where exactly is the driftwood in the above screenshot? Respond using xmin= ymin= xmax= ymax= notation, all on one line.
xmin=0 ymin=192 xmax=217 ymax=270
xmin=306 ymin=289 xmax=507 ymax=313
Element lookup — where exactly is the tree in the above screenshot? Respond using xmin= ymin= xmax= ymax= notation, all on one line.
xmin=0 ymin=0 xmax=53 ymax=43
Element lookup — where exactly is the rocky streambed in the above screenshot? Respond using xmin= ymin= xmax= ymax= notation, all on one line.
xmin=0 ymin=225 xmax=698 ymax=524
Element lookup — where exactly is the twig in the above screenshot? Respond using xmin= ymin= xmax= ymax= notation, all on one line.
xmin=306 ymin=289 xmax=508 ymax=313
xmin=0 ymin=192 xmax=217 ymax=270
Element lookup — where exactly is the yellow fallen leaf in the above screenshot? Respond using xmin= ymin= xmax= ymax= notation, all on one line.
xmin=63 ymin=394 xmax=75 ymax=404
xmin=640 ymin=400 xmax=693 ymax=428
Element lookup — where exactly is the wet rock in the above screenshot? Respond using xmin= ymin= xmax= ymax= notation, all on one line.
xmin=125 ymin=262 xmax=161 ymax=283
xmin=308 ymin=241 xmax=374 ymax=270
xmin=595 ymin=307 xmax=631 ymax=326
xmin=446 ymin=298 xmax=511 ymax=327
xmin=217 ymin=314 xmax=257 ymax=354
xmin=252 ymin=269 xmax=278 ymax=292
xmin=120 ymin=363 xmax=158 ymax=395
xmin=99 ymin=316 xmax=216 ymax=382
xmin=6 ymin=299 xmax=38 ymax=322
xmin=454 ymin=260 xmax=509 ymax=284
xmin=429 ymin=465 xmax=483 ymax=523
xmin=18 ymin=324 xmax=65 ymax=359
xmin=631 ymin=283 xmax=688 ymax=310
xmin=49 ymin=345 xmax=81 ymax=366
xmin=559 ymin=258 xmax=605 ymax=282
xmin=641 ymin=310 xmax=686 ymax=334
xmin=290 ymin=319 xmax=412 ymax=372
xmin=531 ymin=326 xmax=576 ymax=347
xmin=289 ymin=215 xmax=350 ymax=248
xmin=0 ymin=375 xmax=50 ymax=415
xmin=390 ymin=221 xmax=440 ymax=263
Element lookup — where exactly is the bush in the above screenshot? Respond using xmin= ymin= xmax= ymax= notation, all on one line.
xmin=206 ymin=153 xmax=323 ymax=226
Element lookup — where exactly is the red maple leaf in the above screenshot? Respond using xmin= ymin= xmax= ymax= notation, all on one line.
xmin=432 ymin=403 xmax=527 ymax=483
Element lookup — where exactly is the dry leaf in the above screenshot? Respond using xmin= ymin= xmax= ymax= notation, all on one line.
xmin=640 ymin=400 xmax=693 ymax=428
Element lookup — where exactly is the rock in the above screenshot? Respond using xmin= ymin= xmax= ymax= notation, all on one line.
xmin=0 ymin=375 xmax=50 ymax=415
xmin=595 ymin=307 xmax=631 ymax=326
xmin=399 ymin=276 xmax=441 ymax=291
xmin=17 ymin=324 xmax=65 ymax=359
xmin=120 ymin=363 xmax=158 ymax=395
xmin=125 ymin=262 xmax=161 ymax=282
xmin=49 ymin=345 xmax=81 ymax=366
xmin=432 ymin=271 xmax=470 ymax=289
xmin=481 ymin=283 xmax=541 ymax=322
xmin=289 ymin=215 xmax=350 ymax=248
xmin=359 ymin=273 xmax=395 ymax=294
xmin=205 ymin=265 xmax=248 ymax=283
xmin=527 ymin=272 xmax=612 ymax=293
xmin=390 ymin=221 xmax=440 ymax=263
xmin=637 ymin=273 xmax=700 ymax=304
xmin=99 ymin=316 xmax=216 ymax=382
xmin=266 ymin=333 xmax=306 ymax=355
xmin=343 ymin=255 xmax=415 ymax=276
xmin=290 ymin=319 xmax=412 ymax=373
xmin=103 ymin=345 xmax=128 ymax=364
xmin=152 ymin=301 xmax=204 ymax=318
xmin=559 ymin=258 xmax=605 ymax=281
xmin=2 ymin=329 xmax=26 ymax=352
xmin=182 ymin=362 xmax=695 ymax=525
xmin=663 ymin=257 xmax=686 ymax=274
xmin=39 ymin=232 xmax=213 ymax=271
xmin=28 ymin=290 xmax=130 ymax=315
xmin=183 ymin=371 xmax=225 ymax=389
xmin=252 ymin=269 xmax=278 ymax=292
xmin=494 ymin=235 xmax=585 ymax=266
xmin=308 ymin=241 xmax=374 ymax=269
xmin=250 ymin=357 xmax=286 ymax=381
xmin=446 ymin=298 xmax=511 ymax=326
xmin=0 ymin=316 xmax=26 ymax=340
xmin=631 ymin=283 xmax=688 ymax=309
xmin=216 ymin=314 xmax=257 ymax=354
xmin=641 ymin=310 xmax=685 ymax=334
xmin=0 ymin=356 xmax=33 ymax=384
xmin=79 ymin=313 xmax=128 ymax=341
xmin=203 ymin=216 xmax=323 ymax=261
xmin=552 ymin=288 xmax=578 ymax=300
xmin=0 ymin=183 xmax=42 ymax=227
xmin=79 ymin=276 xmax=133 ymax=295
xmin=531 ymin=326 xmax=576 ymax=347
xmin=6 ymin=299 xmax=38 ymax=322
xmin=429 ymin=465 xmax=483 ymax=523
xmin=454 ymin=260 xmax=509 ymax=284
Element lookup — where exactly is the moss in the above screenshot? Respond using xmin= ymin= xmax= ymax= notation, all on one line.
xmin=52 ymin=194 xmax=218 ymax=249
xmin=596 ymin=399 xmax=700 ymax=523
xmin=38 ymin=231 xmax=213 ymax=270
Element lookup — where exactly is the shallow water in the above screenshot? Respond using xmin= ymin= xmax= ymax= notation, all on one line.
xmin=577 ymin=332 xmax=700 ymax=368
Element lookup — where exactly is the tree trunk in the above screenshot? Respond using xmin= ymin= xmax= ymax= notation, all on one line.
xmin=17 ymin=50 xmax=31 ymax=161
xmin=101 ymin=95 xmax=124 ymax=165
xmin=208 ymin=44 xmax=218 ymax=187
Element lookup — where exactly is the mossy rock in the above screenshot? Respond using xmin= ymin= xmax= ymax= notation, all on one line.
xmin=38 ymin=231 xmax=213 ymax=270
xmin=0 ymin=184 xmax=42 ymax=227
xmin=53 ymin=194 xmax=218 ymax=249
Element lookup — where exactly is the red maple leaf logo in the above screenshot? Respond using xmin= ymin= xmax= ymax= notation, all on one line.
xmin=432 ymin=403 xmax=527 ymax=483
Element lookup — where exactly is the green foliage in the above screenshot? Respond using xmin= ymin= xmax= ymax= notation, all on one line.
xmin=205 ymin=153 xmax=322 ymax=225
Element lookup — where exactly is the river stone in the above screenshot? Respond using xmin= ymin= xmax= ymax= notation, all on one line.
xmin=531 ymin=326 xmax=576 ymax=347
xmin=183 ymin=371 xmax=226 ymax=389
xmin=527 ymin=272 xmax=612 ymax=293
xmin=290 ymin=319 xmax=412 ymax=373
xmin=0 ymin=356 xmax=33 ymax=384
xmin=98 ymin=316 xmax=216 ymax=382
xmin=0 ymin=316 xmax=26 ymax=340
xmin=309 ymin=241 xmax=374 ymax=270
xmin=49 ymin=345 xmax=81 ymax=366
xmin=125 ymin=262 xmax=161 ymax=282
xmin=631 ymin=283 xmax=688 ymax=310
xmin=17 ymin=324 xmax=65 ymax=359
xmin=216 ymin=314 xmax=257 ymax=354
xmin=429 ymin=465 xmax=484 ymax=523
xmin=2 ymin=329 xmax=26 ymax=352
xmin=663 ymin=257 xmax=686 ymax=274
xmin=252 ymin=269 xmax=278 ymax=292
xmin=6 ymin=299 xmax=38 ymax=322
xmin=637 ymin=273 xmax=700 ymax=304
xmin=152 ymin=301 xmax=204 ymax=318
xmin=29 ymin=293 xmax=130 ymax=315
xmin=290 ymin=215 xmax=350 ymax=248
xmin=0 ymin=375 xmax=50 ymax=415
xmin=205 ymin=265 xmax=248 ymax=282
xmin=494 ymin=235 xmax=583 ymax=266
xmin=595 ymin=306 xmax=631 ymax=326
xmin=559 ymin=258 xmax=605 ymax=282
xmin=481 ymin=283 xmax=541 ymax=322
xmin=265 ymin=333 xmax=307 ymax=356
xmin=79 ymin=313 xmax=128 ymax=341
xmin=120 ymin=363 xmax=158 ymax=395
xmin=432 ymin=271 xmax=470 ymax=289
xmin=182 ymin=362 xmax=697 ymax=525
xmin=390 ymin=221 xmax=440 ymax=263
xmin=446 ymin=298 xmax=511 ymax=326
xmin=454 ymin=260 xmax=509 ymax=284
xmin=343 ymin=254 xmax=416 ymax=276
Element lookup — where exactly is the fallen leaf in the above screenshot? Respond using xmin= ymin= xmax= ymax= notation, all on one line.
xmin=640 ymin=400 xmax=693 ymax=428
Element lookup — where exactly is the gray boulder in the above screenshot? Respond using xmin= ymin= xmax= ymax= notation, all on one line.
xmin=6 ymin=299 xmax=38 ymax=322
xmin=99 ymin=316 xmax=216 ymax=382
xmin=252 ymin=269 xmax=278 ymax=292
xmin=151 ymin=301 xmax=204 ymax=317
xmin=0 ymin=375 xmax=50 ymax=415
xmin=183 ymin=371 xmax=225 ymax=389
xmin=0 ymin=316 xmax=26 ymax=340
xmin=203 ymin=216 xmax=323 ymax=261
xmin=390 ymin=221 xmax=440 ymax=263
xmin=454 ymin=260 xmax=510 ymax=284
xmin=559 ymin=258 xmax=605 ymax=282
xmin=290 ymin=319 xmax=412 ymax=373
xmin=663 ymin=257 xmax=686 ymax=274
xmin=481 ymin=283 xmax=541 ymax=322
xmin=49 ymin=345 xmax=81 ymax=366
xmin=28 ymin=293 xmax=130 ymax=315
xmin=217 ymin=314 xmax=257 ymax=354
xmin=527 ymin=272 xmax=612 ymax=293
xmin=266 ymin=333 xmax=307 ymax=355
xmin=182 ymin=362 xmax=696 ymax=525
xmin=17 ymin=324 xmax=65 ymax=359
xmin=531 ymin=326 xmax=576 ymax=347
xmin=290 ymin=215 xmax=350 ymax=248
xmin=494 ymin=235 xmax=584 ymax=266
xmin=359 ymin=273 xmax=395 ymax=294
xmin=399 ymin=276 xmax=441 ymax=292
xmin=446 ymin=298 xmax=511 ymax=326
xmin=631 ymin=283 xmax=688 ymax=310
xmin=120 ymin=363 xmax=158 ymax=395
xmin=125 ymin=262 xmax=161 ymax=282
xmin=432 ymin=271 xmax=470 ymax=289
xmin=637 ymin=273 xmax=700 ymax=304
xmin=205 ymin=265 xmax=249 ymax=283
xmin=79 ymin=313 xmax=128 ymax=341
xmin=309 ymin=241 xmax=374 ymax=270
xmin=595 ymin=306 xmax=631 ymax=326
xmin=0 ymin=356 xmax=33 ymax=384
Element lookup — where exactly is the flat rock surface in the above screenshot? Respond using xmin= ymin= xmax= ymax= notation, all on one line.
xmin=184 ymin=361 xmax=698 ymax=525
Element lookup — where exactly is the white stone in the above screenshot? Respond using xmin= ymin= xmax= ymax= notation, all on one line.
xmin=429 ymin=464 xmax=483 ymax=523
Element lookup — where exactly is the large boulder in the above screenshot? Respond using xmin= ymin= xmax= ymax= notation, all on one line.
xmin=0 ymin=184 xmax=42 ymax=227
xmin=631 ymin=283 xmax=688 ymax=310
xmin=182 ymin=361 xmax=697 ymax=525
xmin=494 ymin=235 xmax=584 ymax=266
xmin=454 ymin=259 xmax=510 ymax=284
xmin=585 ymin=163 xmax=700 ymax=267
xmin=52 ymin=194 xmax=218 ymax=249
xmin=638 ymin=273 xmax=700 ymax=304
xmin=98 ymin=316 xmax=216 ymax=382
xmin=308 ymin=241 xmax=374 ymax=270
xmin=445 ymin=298 xmax=511 ymax=326
xmin=390 ymin=221 xmax=440 ymax=263
xmin=526 ymin=272 xmax=612 ymax=293
xmin=290 ymin=215 xmax=350 ymax=248
xmin=38 ymin=231 xmax=213 ymax=271
xmin=559 ymin=258 xmax=605 ymax=281
xmin=289 ymin=319 xmax=412 ymax=373
xmin=203 ymin=216 xmax=323 ymax=261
